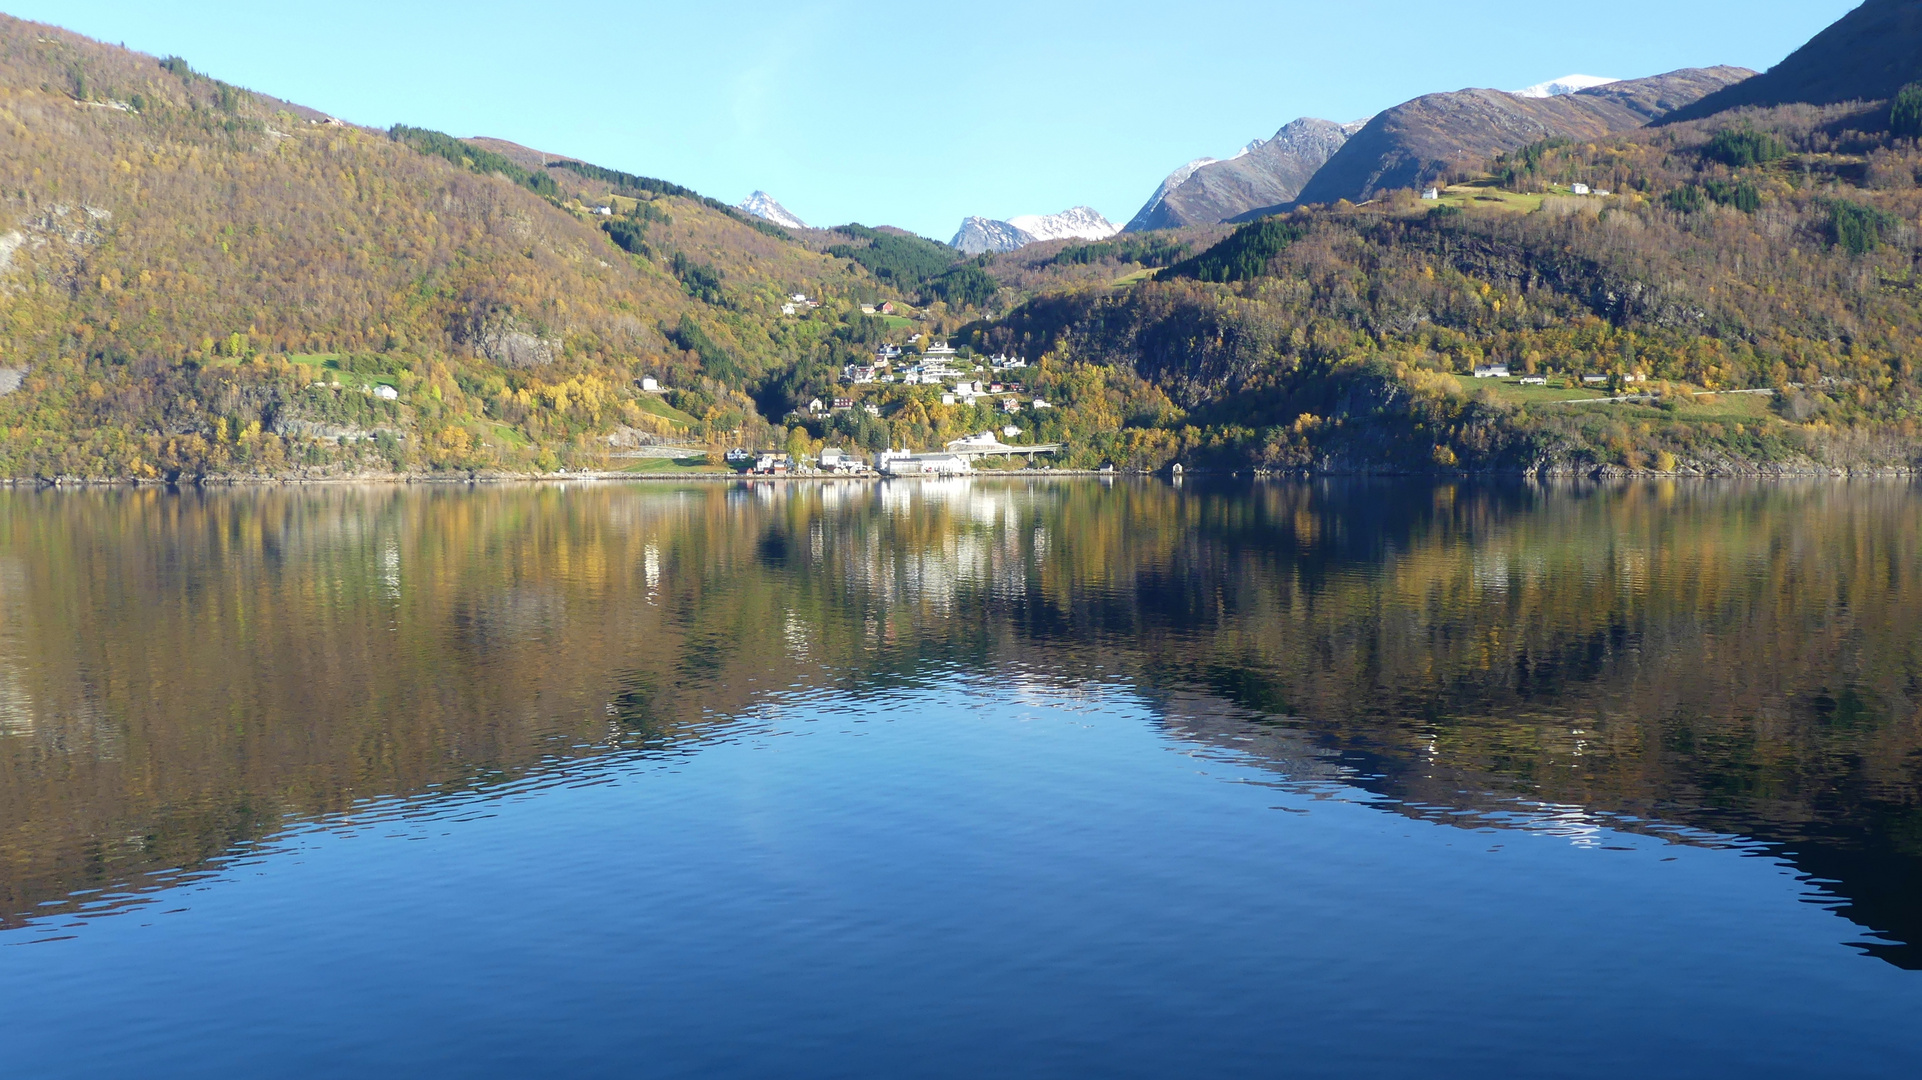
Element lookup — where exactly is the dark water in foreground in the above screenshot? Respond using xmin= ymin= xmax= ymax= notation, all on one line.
xmin=3 ymin=478 xmax=1921 ymax=1077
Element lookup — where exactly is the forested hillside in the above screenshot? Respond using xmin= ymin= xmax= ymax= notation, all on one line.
xmin=962 ymin=98 xmax=1922 ymax=474
xmin=11 ymin=4 xmax=1922 ymax=480
xmin=0 ymin=17 xmax=993 ymax=480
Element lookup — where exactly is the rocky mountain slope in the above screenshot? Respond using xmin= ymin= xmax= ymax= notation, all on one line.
xmin=951 ymin=207 xmax=1117 ymax=254
xmin=1126 ymin=118 xmax=1364 ymax=232
xmin=951 ymin=216 xmax=1036 ymax=255
xmin=1662 ymin=0 xmax=1922 ymax=124
xmin=1126 ymin=157 xmax=1220 ymax=231
xmin=1290 ymin=67 xmax=1753 ymax=207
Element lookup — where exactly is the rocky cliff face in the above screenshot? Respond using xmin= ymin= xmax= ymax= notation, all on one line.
xmin=1661 ymin=0 xmax=1922 ymax=124
xmin=1126 ymin=118 xmax=1363 ymax=232
xmin=1291 ymin=67 xmax=1754 ymax=207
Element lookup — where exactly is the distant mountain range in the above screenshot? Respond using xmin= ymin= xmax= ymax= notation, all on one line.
xmin=1661 ymin=0 xmax=1922 ymax=124
xmin=1125 ymin=118 xmax=1367 ymax=232
xmin=1288 ymin=66 xmax=1753 ymax=208
xmin=737 ymin=191 xmax=807 ymax=230
xmin=1112 ymin=69 xmax=1740 ymax=232
xmin=951 ymin=207 xmax=1118 ymax=254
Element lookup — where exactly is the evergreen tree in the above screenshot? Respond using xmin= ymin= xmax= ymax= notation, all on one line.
xmin=1893 ymin=83 xmax=1922 ymax=140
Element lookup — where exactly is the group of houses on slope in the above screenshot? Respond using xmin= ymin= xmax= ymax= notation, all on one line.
xmin=831 ymin=341 xmax=1048 ymax=414
xmin=1472 ymin=363 xmax=1649 ymax=387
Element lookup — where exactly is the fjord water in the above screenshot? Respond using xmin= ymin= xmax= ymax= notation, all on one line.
xmin=3 ymin=481 xmax=1921 ymax=1077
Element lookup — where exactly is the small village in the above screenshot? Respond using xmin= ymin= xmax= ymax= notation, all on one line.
xmin=720 ymin=300 xmax=1068 ymax=477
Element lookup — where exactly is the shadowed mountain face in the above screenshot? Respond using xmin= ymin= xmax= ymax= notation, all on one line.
xmin=1127 ymin=119 xmax=1362 ymax=232
xmin=1664 ymin=0 xmax=1922 ymax=124
xmin=1290 ymin=67 xmax=1754 ymax=207
xmin=6 ymin=480 xmax=1922 ymax=967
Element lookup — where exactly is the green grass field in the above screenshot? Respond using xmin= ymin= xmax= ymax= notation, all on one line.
xmin=1476 ymin=378 xmax=1777 ymax=419
xmin=1429 ymin=181 xmax=1545 ymax=214
xmin=1671 ymin=392 xmax=1773 ymax=422
xmin=618 ymin=456 xmax=723 ymax=474
xmin=279 ymin=353 xmax=401 ymax=389
xmin=1478 ymin=381 xmax=1609 ymax=404
xmin=486 ymin=422 xmax=531 ymax=448
xmin=634 ymin=395 xmax=699 ymax=427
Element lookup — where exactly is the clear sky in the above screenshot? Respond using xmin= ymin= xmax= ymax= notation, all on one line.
xmin=12 ymin=0 xmax=1864 ymax=240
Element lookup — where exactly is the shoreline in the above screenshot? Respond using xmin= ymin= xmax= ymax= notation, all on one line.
xmin=5 ymin=464 xmax=1918 ymax=489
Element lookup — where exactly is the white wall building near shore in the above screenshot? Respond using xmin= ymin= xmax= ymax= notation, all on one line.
xmin=878 ymin=451 xmax=972 ymax=477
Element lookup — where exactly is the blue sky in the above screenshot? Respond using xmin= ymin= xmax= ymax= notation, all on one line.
xmin=15 ymin=0 xmax=1862 ymax=239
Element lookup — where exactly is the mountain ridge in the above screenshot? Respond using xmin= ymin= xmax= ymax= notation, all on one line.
xmin=1661 ymin=0 xmax=1922 ymax=124
xmin=1125 ymin=118 xmax=1365 ymax=232
xmin=1512 ymin=74 xmax=1619 ymax=98
xmin=1289 ymin=66 xmax=1754 ymax=207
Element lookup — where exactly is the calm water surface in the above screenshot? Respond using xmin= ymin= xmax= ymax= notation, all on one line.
xmin=3 ymin=479 xmax=1921 ymax=1077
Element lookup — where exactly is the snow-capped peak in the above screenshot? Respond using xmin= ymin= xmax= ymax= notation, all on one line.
xmin=1511 ymin=74 xmax=1620 ymax=99
xmin=737 ymin=191 xmax=807 ymax=229
xmin=1004 ymin=207 xmax=1120 ymax=244
xmin=952 ymin=208 xmax=1119 ymax=255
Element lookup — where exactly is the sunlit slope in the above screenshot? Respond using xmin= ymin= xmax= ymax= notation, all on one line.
xmin=0 ymin=17 xmax=881 ymax=478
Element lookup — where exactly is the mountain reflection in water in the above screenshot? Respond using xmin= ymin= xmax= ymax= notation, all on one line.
xmin=2 ymin=478 xmax=1921 ymax=969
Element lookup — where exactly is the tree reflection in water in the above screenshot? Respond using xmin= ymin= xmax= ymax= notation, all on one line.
xmin=2 ymin=478 xmax=1920 ymax=964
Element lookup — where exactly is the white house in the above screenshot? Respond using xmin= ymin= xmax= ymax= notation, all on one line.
xmin=640 ymin=376 xmax=661 ymax=392
xmin=1031 ymin=398 xmax=1053 ymax=410
xmin=1520 ymin=376 xmax=1548 ymax=386
xmin=1572 ymin=183 xmax=1591 ymax=196
xmin=372 ymin=385 xmax=399 ymax=401
xmin=820 ymin=448 xmax=865 ymax=473
xmin=1472 ymin=364 xmax=1511 ymax=379
xmin=1422 ymin=188 xmax=1441 ymax=201
xmin=1583 ymin=374 xmax=1609 ymax=385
